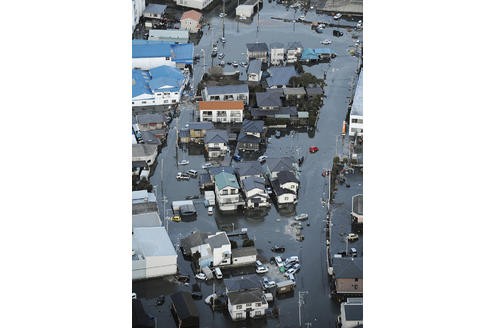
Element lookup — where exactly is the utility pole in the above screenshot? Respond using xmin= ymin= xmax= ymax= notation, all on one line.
xmin=222 ymin=0 xmax=225 ymax=38
xmin=298 ymin=291 xmax=308 ymax=327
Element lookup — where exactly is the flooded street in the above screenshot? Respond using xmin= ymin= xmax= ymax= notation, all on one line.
xmin=134 ymin=2 xmax=362 ymax=327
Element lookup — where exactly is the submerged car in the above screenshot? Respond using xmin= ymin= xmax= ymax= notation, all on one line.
xmin=171 ymin=215 xmax=181 ymax=222
xmin=258 ymin=155 xmax=268 ymax=163
xmin=208 ymin=206 xmax=213 ymax=215
xmin=195 ymin=273 xmax=207 ymax=280
xmin=178 ymin=160 xmax=189 ymax=165
xmin=333 ymin=13 xmax=342 ymax=20
xmin=271 ymin=245 xmax=285 ymax=253
xmin=294 ymin=213 xmax=308 ymax=221
xmin=347 ymin=233 xmax=359 ymax=241
xmin=256 ymin=266 xmax=268 ymax=274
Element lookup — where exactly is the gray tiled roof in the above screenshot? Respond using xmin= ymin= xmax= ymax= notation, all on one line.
xmin=270 ymin=42 xmax=285 ymax=49
xmin=287 ymin=41 xmax=303 ymax=50
xmin=187 ymin=121 xmax=214 ymax=130
xmin=305 ymin=86 xmax=324 ymax=96
xmin=283 ymin=87 xmax=306 ymax=96
xmin=266 ymin=66 xmax=298 ymax=87
xmin=246 ymin=42 xmax=269 ymax=52
xmin=247 ymin=59 xmax=262 ymax=74
xmin=132 ymin=144 xmax=158 ymax=157
xmin=228 ymin=289 xmax=265 ymax=305
xmin=256 ymin=92 xmax=282 ymax=108
xmin=271 ymin=179 xmax=296 ymax=197
xmin=344 ymin=303 xmax=363 ymax=321
xmin=206 ymin=84 xmax=249 ymax=96
xmin=225 ymin=276 xmax=260 ymax=292
xmin=180 ymin=231 xmax=211 ymax=252
xmin=140 ymin=131 xmax=161 ymax=144
xmin=231 ymin=246 xmax=257 ymax=258
xmin=205 ymin=129 xmax=229 ymax=144
xmin=234 ymin=161 xmax=264 ymax=177
xmin=332 ymin=257 xmax=363 ymax=279
xmin=266 ymin=156 xmax=298 ymax=173
xmin=136 ymin=113 xmax=166 ymax=125
xmin=207 ymin=232 xmax=231 ymax=249
xmin=237 ymin=131 xmax=261 ymax=144
xmin=277 ymin=170 xmax=298 ymax=184
xmin=241 ymin=119 xmax=264 ymax=133
xmin=242 ymin=176 xmax=266 ymax=192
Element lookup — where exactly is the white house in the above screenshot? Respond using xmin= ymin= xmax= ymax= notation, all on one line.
xmin=202 ymin=84 xmax=249 ymax=103
xmin=180 ymin=10 xmax=202 ymax=33
xmin=276 ymin=170 xmax=299 ymax=194
xmin=205 ymin=129 xmax=229 ymax=158
xmin=132 ymin=227 xmax=178 ymax=280
xmin=270 ymin=42 xmax=285 ymax=66
xmin=132 ymin=144 xmax=158 ymax=165
xmin=132 ymin=65 xmax=187 ymax=107
xmin=175 ymin=0 xmax=214 ymax=10
xmin=198 ymin=100 xmax=244 ymax=123
xmin=189 ymin=231 xmax=232 ymax=267
xmin=349 ymin=70 xmax=363 ymax=137
xmin=226 ymin=278 xmax=269 ymax=321
xmin=338 ymin=297 xmax=363 ymax=328
xmin=247 ymin=59 xmax=262 ymax=82
xmin=286 ymin=41 xmax=303 ymax=63
xmin=231 ymin=246 xmax=257 ymax=265
xmin=271 ymin=179 xmax=297 ymax=205
xmin=242 ymin=176 xmax=270 ymax=209
xmin=214 ymin=171 xmax=244 ymax=211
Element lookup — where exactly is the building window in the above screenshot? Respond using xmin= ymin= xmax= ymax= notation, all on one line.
xmin=255 ymin=311 xmax=261 ymax=316
xmin=355 ymin=278 xmax=359 ymax=282
xmin=142 ymin=101 xmax=146 ymax=104
xmin=236 ymin=313 xmax=243 ymax=319
xmin=256 ymin=302 xmax=261 ymax=307
xmin=236 ymin=305 xmax=242 ymax=310
xmin=246 ymin=303 xmax=252 ymax=307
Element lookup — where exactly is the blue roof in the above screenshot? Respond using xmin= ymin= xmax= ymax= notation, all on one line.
xmin=132 ymin=40 xmax=194 ymax=64
xmin=132 ymin=69 xmax=152 ymax=98
xmin=171 ymin=43 xmax=194 ymax=64
xmin=133 ymin=66 xmax=185 ymax=97
xmin=314 ymin=48 xmax=336 ymax=55
xmin=300 ymin=48 xmax=318 ymax=60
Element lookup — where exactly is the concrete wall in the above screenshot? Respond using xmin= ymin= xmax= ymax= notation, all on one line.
xmin=232 ymin=254 xmax=257 ymax=265
xmin=181 ymin=18 xmax=200 ymax=33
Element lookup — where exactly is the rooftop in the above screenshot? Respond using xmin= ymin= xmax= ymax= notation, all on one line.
xmin=186 ymin=121 xmax=214 ymax=130
xmin=352 ymin=194 xmax=363 ymax=216
xmin=265 ymin=156 xmax=298 ymax=173
xmin=350 ymin=70 xmax=363 ymax=116
xmin=247 ymin=59 xmax=262 ymax=74
xmin=181 ymin=10 xmax=202 ymax=21
xmin=231 ymin=246 xmax=257 ymax=258
xmin=132 ymin=40 xmax=193 ymax=63
xmin=132 ymin=190 xmax=157 ymax=204
xmin=170 ymin=292 xmax=199 ymax=321
xmin=180 ymin=231 xmax=211 ymax=252
xmin=305 ymin=86 xmax=324 ymax=96
xmin=344 ymin=302 xmax=363 ymax=322
xmin=225 ymin=276 xmax=260 ymax=292
xmin=237 ymin=131 xmax=261 ymax=144
xmin=132 ymin=212 xmax=162 ymax=228
xmin=143 ymin=4 xmax=167 ymax=15
xmin=205 ymin=84 xmax=249 ymax=96
xmin=132 ymin=144 xmax=158 ymax=157
xmin=242 ymin=176 xmax=266 ymax=192
xmin=133 ymin=226 xmax=177 ymax=258
xmin=266 ymin=66 xmax=298 ymax=87
xmin=133 ymin=65 xmax=185 ymax=98
xmin=207 ymin=232 xmax=231 ymax=249
xmin=271 ymin=179 xmax=296 ymax=197
xmin=287 ymin=41 xmax=303 ymax=50
xmin=246 ymin=42 xmax=269 ymax=53
xmin=277 ymin=170 xmax=299 ymax=184
xmin=332 ymin=257 xmax=363 ymax=279
xmin=205 ymin=129 xmax=229 ymax=144
xmin=198 ymin=100 xmax=244 ymax=110
xmin=270 ymin=42 xmax=285 ymax=49
xmin=234 ymin=161 xmax=264 ymax=177
xmin=214 ymin=171 xmax=240 ymax=190
xmin=256 ymin=92 xmax=282 ymax=108
xmin=283 ymin=87 xmax=306 ymax=96
xmin=241 ymin=119 xmax=264 ymax=133
xmin=148 ymin=29 xmax=189 ymax=41
xmin=250 ymin=107 xmax=298 ymax=118
xmin=135 ymin=113 xmax=166 ymax=125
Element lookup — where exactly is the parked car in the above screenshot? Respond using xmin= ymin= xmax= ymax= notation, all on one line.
xmin=320 ymin=39 xmax=332 ymax=45
xmin=255 ymin=260 xmax=263 ymax=267
xmin=285 ymin=256 xmax=299 ymax=264
xmin=286 ymin=263 xmax=301 ymax=274
xmin=208 ymin=206 xmax=213 ymax=215
xmin=309 ymin=146 xmax=319 ymax=153
xmin=258 ymin=155 xmax=268 ymax=163
xmin=218 ymin=53 xmax=225 ymax=59
xmin=195 ymin=273 xmax=207 ymax=280
xmin=171 ymin=215 xmax=181 ymax=222
xmin=271 ymin=245 xmax=285 ymax=253
xmin=333 ymin=13 xmax=342 ymax=20
xmin=187 ymin=169 xmax=198 ymax=177
xmin=347 ymin=233 xmax=359 ymax=241
xmin=294 ymin=213 xmax=308 ymax=221
xmin=275 ymin=256 xmax=284 ymax=267
xmin=288 ymin=273 xmax=296 ymax=283
xmin=214 ymin=267 xmax=223 ymax=279
xmin=263 ymin=278 xmax=276 ymax=289
xmin=233 ymin=154 xmax=242 ymax=161
xmin=176 ymin=172 xmax=190 ymax=180
xmin=232 ymin=61 xmax=239 ymax=67
xmin=315 ymin=28 xmax=323 ymax=34
xmin=256 ymin=266 xmax=268 ymax=274
xmin=178 ymin=160 xmax=190 ymax=165
xmin=333 ymin=30 xmax=344 ymax=37
xmin=350 ymin=247 xmax=358 ymax=257
xmin=202 ymin=162 xmax=214 ymax=169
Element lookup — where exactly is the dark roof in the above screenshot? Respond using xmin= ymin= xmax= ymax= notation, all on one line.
xmin=270 ymin=42 xmax=285 ymax=49
xmin=140 ymin=131 xmax=161 ymax=144
xmin=271 ymin=179 xmax=296 ymax=197
xmin=352 ymin=194 xmax=363 ymax=216
xmin=247 ymin=59 xmax=262 ymax=74
xmin=256 ymin=92 xmax=282 ymax=108
xmin=277 ymin=170 xmax=299 ymax=184
xmin=179 ymin=129 xmax=190 ymax=138
xmin=180 ymin=231 xmax=210 ymax=252
xmin=242 ymin=176 xmax=266 ymax=192
xmin=225 ymin=276 xmax=260 ymax=292
xmin=231 ymin=246 xmax=257 ymax=258
xmin=207 ymin=232 xmax=230 ymax=249
xmin=266 ymin=156 xmax=298 ymax=173
xmin=266 ymin=66 xmax=298 ymax=87
xmin=187 ymin=121 xmax=214 ymax=130
xmin=205 ymin=84 xmax=249 ymax=95
xmin=199 ymin=173 xmax=213 ymax=184
xmin=209 ymin=166 xmax=235 ymax=177
xmin=238 ymin=131 xmax=261 ymax=144
xmin=170 ymin=292 xmax=199 ymax=325
xmin=246 ymin=42 xmax=269 ymax=52
xmin=265 ymin=88 xmax=284 ymax=96
xmin=234 ymin=161 xmax=264 ymax=177
xmin=250 ymin=107 xmax=298 ymax=118
xmin=283 ymin=87 xmax=306 ymax=96
xmin=344 ymin=303 xmax=363 ymax=321
xmin=136 ymin=113 xmax=166 ymax=125
xmin=132 ymin=161 xmax=149 ymax=169
xmin=242 ymin=119 xmax=264 ymax=133
xmin=305 ymin=86 xmax=324 ymax=96
xmin=287 ymin=41 xmax=303 ymax=50
xmin=132 ymin=299 xmax=155 ymax=328
xmin=228 ymin=288 xmax=265 ymax=305
xmin=332 ymin=257 xmax=363 ymax=279
xmin=205 ymin=129 xmax=229 ymax=144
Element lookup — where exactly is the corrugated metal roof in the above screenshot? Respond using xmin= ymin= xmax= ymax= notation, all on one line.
xmin=266 ymin=66 xmax=298 ymax=87
xmin=205 ymin=129 xmax=229 ymax=144
xmin=256 ymin=92 xmax=282 ymax=107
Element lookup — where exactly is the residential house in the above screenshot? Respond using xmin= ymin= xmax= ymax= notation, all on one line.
xmin=132 ymin=144 xmax=158 ymax=165
xmin=266 ymin=66 xmax=298 ymax=89
xmin=236 ymin=3 xmax=257 ymax=19
xmin=180 ymin=231 xmax=211 ymax=257
xmin=337 ymin=298 xmax=363 ymax=328
xmin=231 ymin=246 xmax=257 ymax=265
xmin=283 ymin=87 xmax=306 ymax=101
xmin=170 ymin=291 xmax=199 ymax=328
xmin=300 ymin=48 xmax=319 ymax=63
xmin=255 ymin=92 xmax=282 ymax=110
xmin=180 ymin=10 xmax=202 ymax=33
xmin=132 ymin=65 xmax=187 ymax=107
xmin=214 ymin=171 xmax=244 ymax=211
xmin=246 ymin=43 xmax=269 ymax=62
xmin=225 ymin=277 xmax=269 ymax=321
xmin=277 ymin=170 xmax=299 ymax=194
xmin=199 ymin=172 xmax=214 ymax=190
xmin=202 ymin=84 xmax=249 ymax=104
xmin=286 ymin=41 xmax=303 ymax=63
xmin=349 ymin=71 xmax=363 ymax=137
xmin=305 ymin=86 xmax=324 ymax=100
xmin=238 ymin=120 xmax=264 ymax=150
xmin=182 ymin=231 xmax=232 ymax=268
xmin=265 ymin=156 xmax=299 ymax=180
xmin=242 ymin=176 xmax=270 ymax=208
xmin=234 ymin=161 xmax=264 ymax=181
xmin=352 ymin=194 xmax=363 ymax=232
xmin=204 ymin=129 xmax=229 ymax=158
xmin=132 ymin=190 xmax=158 ymax=215
xmin=331 ymin=257 xmax=363 ymax=298
xmin=148 ymin=29 xmax=189 ymax=43
xmin=247 ymin=59 xmax=262 ymax=82
xmin=250 ymin=107 xmax=298 ymax=120
xmin=183 ymin=121 xmax=214 ymax=143
xmin=132 ymin=212 xmax=162 ymax=228
xmin=175 ymin=0 xmax=214 ymax=10
xmin=132 ymin=160 xmax=150 ymax=178
xmin=132 ymin=226 xmax=178 ymax=280
xmin=270 ymin=42 xmax=285 ymax=66
xmin=198 ymin=100 xmax=244 ymax=123
xmin=132 ymin=40 xmax=194 ymax=71
xmin=135 ymin=113 xmax=167 ymax=131
xmin=139 ymin=130 xmax=163 ymax=144
xmin=271 ymin=179 xmax=297 ymax=205
xmin=143 ymin=3 xmax=167 ymax=19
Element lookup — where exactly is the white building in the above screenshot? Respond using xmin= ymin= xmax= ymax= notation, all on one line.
xmin=205 ymin=129 xmax=229 ymax=158
xmin=226 ymin=278 xmax=269 ymax=321
xmin=337 ymin=297 xmax=363 ymax=328
xmin=190 ymin=232 xmax=232 ymax=267
xmin=132 ymin=65 xmax=187 ymax=107
xmin=242 ymin=176 xmax=270 ymax=209
xmin=214 ymin=171 xmax=244 ymax=211
xmin=132 ymin=144 xmax=158 ymax=165
xmin=175 ymin=0 xmax=214 ymax=10
xmin=247 ymin=59 xmax=262 ymax=82
xmin=286 ymin=41 xmax=303 ymax=63
xmin=231 ymin=247 xmax=257 ymax=265
xmin=198 ymin=101 xmax=244 ymax=123
xmin=132 ymin=211 xmax=162 ymax=228
xmin=236 ymin=0 xmax=259 ymax=19
xmin=202 ymin=84 xmax=249 ymax=103
xmin=272 ymin=179 xmax=297 ymax=205
xmin=132 ymin=227 xmax=178 ymax=280
xmin=349 ymin=71 xmax=363 ymax=137
xmin=180 ymin=10 xmax=202 ymax=33
xmin=143 ymin=3 xmax=167 ymax=19
xmin=270 ymin=42 xmax=285 ymax=66
xmin=132 ymin=0 xmax=146 ymax=33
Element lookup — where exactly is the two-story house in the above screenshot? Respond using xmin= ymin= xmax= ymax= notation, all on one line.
xmin=135 ymin=113 xmax=167 ymax=131
xmin=241 ymin=176 xmax=270 ymax=209
xmin=266 ymin=66 xmax=298 ymax=89
xmin=286 ymin=41 xmax=303 ymax=63
xmin=234 ymin=161 xmax=264 ymax=181
xmin=237 ymin=120 xmax=265 ymax=151
xmin=180 ymin=10 xmax=202 ymax=33
xmin=225 ymin=278 xmax=269 ymax=321
xmin=202 ymin=84 xmax=249 ymax=104
xmin=180 ymin=121 xmax=214 ymax=143
xmin=180 ymin=231 xmax=232 ymax=268
xmin=277 ymin=170 xmax=299 ymax=194
xmin=271 ymin=179 xmax=297 ymax=205
xmin=255 ymin=92 xmax=282 ymax=110
xmin=270 ymin=42 xmax=285 ymax=66
xmin=247 ymin=59 xmax=262 ymax=82
xmin=246 ymin=42 xmax=269 ymax=63
xmin=198 ymin=100 xmax=244 ymax=123
xmin=265 ymin=156 xmax=299 ymax=180
xmin=214 ymin=171 xmax=244 ymax=211
xmin=204 ymin=129 xmax=229 ymax=158
xmin=331 ymin=257 xmax=363 ymax=300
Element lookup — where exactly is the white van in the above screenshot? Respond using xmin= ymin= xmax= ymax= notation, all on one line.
xmin=214 ymin=267 xmax=223 ymax=279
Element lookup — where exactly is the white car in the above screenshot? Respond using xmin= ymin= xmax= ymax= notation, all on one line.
xmin=208 ymin=206 xmax=213 ymax=215
xmin=320 ymin=39 xmax=332 ymax=45
xmin=132 ymin=292 xmax=137 ymax=299
xmin=275 ymin=256 xmax=284 ymax=267
xmin=202 ymin=162 xmax=213 ymax=169
xmin=347 ymin=233 xmax=359 ymax=241
xmin=195 ymin=273 xmax=207 ymax=280
xmin=334 ymin=13 xmax=342 ymax=20
xmin=256 ymin=266 xmax=268 ymax=274
xmin=258 ymin=155 xmax=268 ymax=163
xmin=294 ymin=213 xmax=308 ymax=221
xmin=219 ymin=13 xmax=226 ymax=18
xmin=178 ymin=160 xmax=189 ymax=165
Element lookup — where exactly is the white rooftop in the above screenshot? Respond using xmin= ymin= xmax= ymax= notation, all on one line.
xmin=350 ymin=70 xmax=363 ymax=116
xmin=133 ymin=227 xmax=177 ymax=257
xmin=132 ymin=212 xmax=162 ymax=228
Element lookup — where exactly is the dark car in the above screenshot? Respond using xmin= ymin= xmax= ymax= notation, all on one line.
xmin=271 ymin=245 xmax=286 ymax=253
xmin=233 ymin=154 xmax=242 ymax=161
xmin=156 ymin=295 xmax=165 ymax=306
xmin=191 ymin=292 xmax=203 ymax=300
xmin=333 ymin=30 xmax=344 ymax=37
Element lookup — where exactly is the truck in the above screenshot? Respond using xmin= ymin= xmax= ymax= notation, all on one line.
xmin=201 ymin=266 xmax=214 ymax=280
xmin=276 ymin=280 xmax=296 ymax=295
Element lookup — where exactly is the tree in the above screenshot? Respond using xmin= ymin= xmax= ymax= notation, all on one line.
xmin=242 ymin=239 xmax=255 ymax=247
